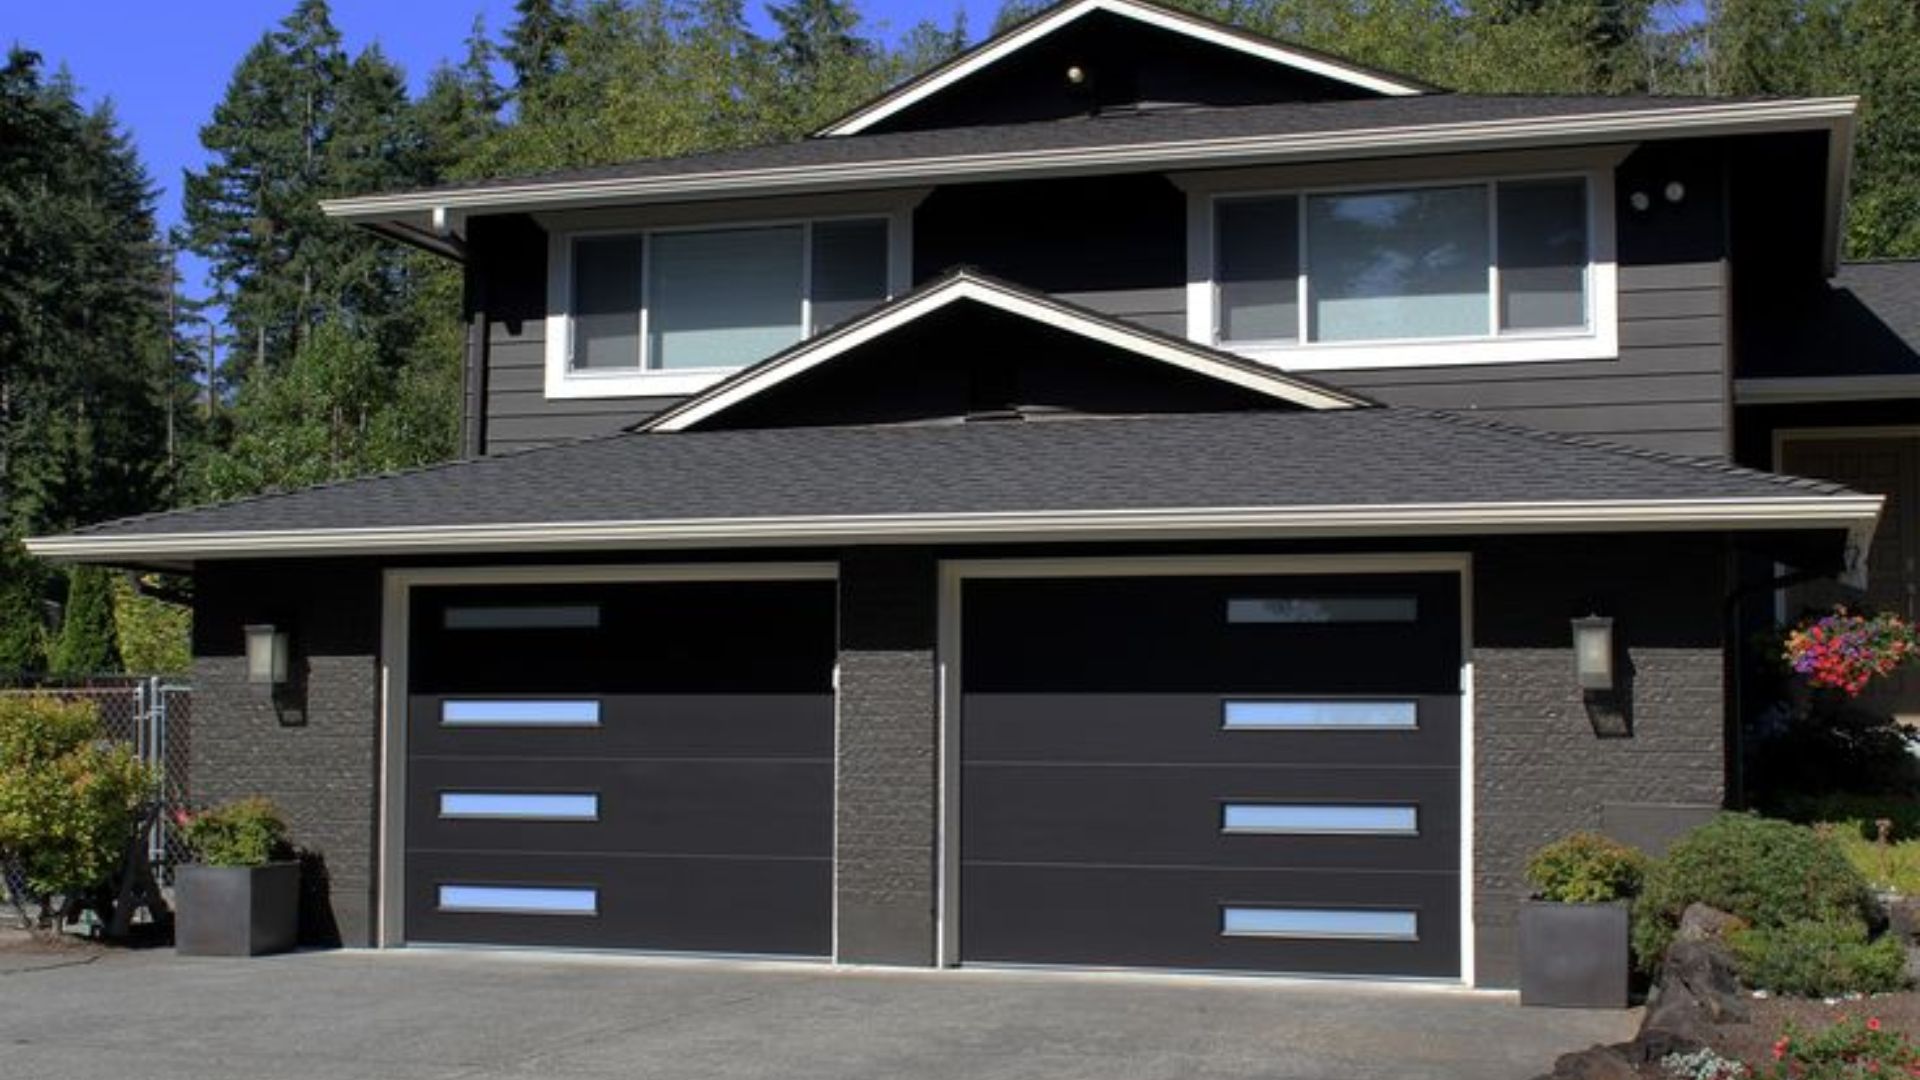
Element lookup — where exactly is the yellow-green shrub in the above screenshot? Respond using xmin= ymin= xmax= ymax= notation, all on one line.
xmin=0 ymin=695 xmax=153 ymax=901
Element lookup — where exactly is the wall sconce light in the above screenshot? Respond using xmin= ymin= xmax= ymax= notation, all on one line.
xmin=1571 ymin=614 xmax=1615 ymax=692
xmin=244 ymin=623 xmax=289 ymax=686
xmin=1663 ymin=180 xmax=1687 ymax=204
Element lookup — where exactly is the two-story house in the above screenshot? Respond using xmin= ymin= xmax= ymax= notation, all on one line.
xmin=31 ymin=0 xmax=1914 ymax=988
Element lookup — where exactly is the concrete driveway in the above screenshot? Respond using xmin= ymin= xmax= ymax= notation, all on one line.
xmin=0 ymin=947 xmax=1637 ymax=1080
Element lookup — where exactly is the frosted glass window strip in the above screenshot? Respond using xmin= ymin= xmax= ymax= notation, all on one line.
xmin=1306 ymin=186 xmax=1489 ymax=343
xmin=1221 ymin=907 xmax=1418 ymax=941
xmin=439 ymin=793 xmax=600 ymax=821
xmin=570 ymin=235 xmax=644 ymax=371
xmin=1223 ymin=700 xmax=1418 ymax=730
xmin=810 ymin=219 xmax=889 ymax=332
xmin=1216 ymin=196 xmax=1301 ymax=343
xmin=1227 ymin=597 xmax=1417 ymax=624
xmin=443 ymin=605 xmax=601 ymax=630
xmin=1222 ymin=804 xmax=1418 ymax=835
xmin=440 ymin=700 xmax=602 ymax=727
xmin=648 ymin=225 xmax=805 ymax=371
xmin=1497 ymin=178 xmax=1589 ymax=332
xmin=437 ymin=885 xmax=598 ymax=916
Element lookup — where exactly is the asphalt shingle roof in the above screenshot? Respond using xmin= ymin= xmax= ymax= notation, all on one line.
xmin=391 ymin=95 xmax=1736 ymax=200
xmin=56 ymin=409 xmax=1855 ymax=541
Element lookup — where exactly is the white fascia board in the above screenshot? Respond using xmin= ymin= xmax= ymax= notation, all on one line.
xmin=642 ymin=275 xmax=1365 ymax=430
xmin=320 ymin=99 xmax=1859 ymax=225
xmin=1737 ymin=374 xmax=1920 ymax=405
xmin=23 ymin=495 xmax=1883 ymax=563
xmin=816 ymin=0 xmax=1425 ymax=139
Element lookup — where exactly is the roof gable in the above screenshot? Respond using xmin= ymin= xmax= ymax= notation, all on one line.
xmin=639 ymin=271 xmax=1370 ymax=432
xmin=815 ymin=0 xmax=1431 ymax=137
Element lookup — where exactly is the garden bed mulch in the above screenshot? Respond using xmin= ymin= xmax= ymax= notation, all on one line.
xmin=1698 ymin=992 xmax=1920 ymax=1071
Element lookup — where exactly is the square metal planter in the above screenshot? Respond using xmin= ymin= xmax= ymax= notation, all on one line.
xmin=1519 ymin=899 xmax=1630 ymax=1008
xmin=174 ymin=862 xmax=300 ymax=957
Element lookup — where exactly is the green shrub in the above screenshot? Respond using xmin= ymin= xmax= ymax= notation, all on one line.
xmin=1526 ymin=832 xmax=1648 ymax=903
xmin=179 ymin=797 xmax=291 ymax=867
xmin=1632 ymin=813 xmax=1875 ymax=970
xmin=1759 ymin=1016 xmax=1920 ymax=1079
xmin=1772 ymin=792 xmax=1920 ymax=842
xmin=0 ymin=695 xmax=153 ymax=903
xmin=109 ymin=574 xmax=190 ymax=675
xmin=48 ymin=566 xmax=120 ymax=677
xmin=1732 ymin=917 xmax=1910 ymax=997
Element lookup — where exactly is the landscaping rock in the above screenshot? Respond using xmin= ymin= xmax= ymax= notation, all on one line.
xmin=1533 ymin=1044 xmax=1643 ymax=1080
xmin=1675 ymin=903 xmax=1745 ymax=944
xmin=1641 ymin=937 xmax=1750 ymax=1051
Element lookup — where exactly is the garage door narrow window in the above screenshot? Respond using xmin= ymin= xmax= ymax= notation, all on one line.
xmin=438 ymin=885 xmax=599 ymax=916
xmin=440 ymin=700 xmax=602 ymax=727
xmin=1221 ymin=804 xmax=1418 ymax=836
xmin=1222 ymin=700 xmax=1417 ymax=730
xmin=1221 ymin=907 xmax=1418 ymax=941
xmin=1227 ymin=596 xmax=1418 ymax=623
xmin=439 ymin=793 xmax=601 ymax=821
xmin=443 ymin=605 xmax=601 ymax=630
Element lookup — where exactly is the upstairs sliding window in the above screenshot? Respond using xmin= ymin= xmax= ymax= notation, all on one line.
xmin=1213 ymin=177 xmax=1592 ymax=349
xmin=567 ymin=217 xmax=889 ymax=376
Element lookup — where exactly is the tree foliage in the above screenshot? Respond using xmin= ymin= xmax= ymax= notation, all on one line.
xmin=49 ymin=565 xmax=122 ymax=678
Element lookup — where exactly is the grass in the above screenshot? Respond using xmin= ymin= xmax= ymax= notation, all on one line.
xmin=1831 ymin=825 xmax=1920 ymax=895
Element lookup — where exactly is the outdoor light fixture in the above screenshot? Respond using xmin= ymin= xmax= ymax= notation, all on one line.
xmin=1066 ymin=64 xmax=1087 ymax=85
xmin=244 ymin=624 xmax=289 ymax=686
xmin=1571 ymin=615 xmax=1616 ymax=692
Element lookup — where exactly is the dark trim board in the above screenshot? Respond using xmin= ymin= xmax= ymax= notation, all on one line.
xmin=936 ymin=554 xmax=1474 ymax=981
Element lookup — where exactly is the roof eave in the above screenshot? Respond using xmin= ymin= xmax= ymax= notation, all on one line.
xmin=321 ymin=98 xmax=1860 ymax=271
xmin=24 ymin=495 xmax=1884 ymax=566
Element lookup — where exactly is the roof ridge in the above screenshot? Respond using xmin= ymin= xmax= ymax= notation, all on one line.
xmin=1403 ymin=408 xmax=1853 ymax=496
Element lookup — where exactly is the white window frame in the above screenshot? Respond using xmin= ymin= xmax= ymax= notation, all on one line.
xmin=545 ymin=205 xmax=913 ymax=399
xmin=1183 ymin=157 xmax=1619 ymax=372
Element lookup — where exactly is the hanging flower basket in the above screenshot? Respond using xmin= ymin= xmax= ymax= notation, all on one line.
xmin=1782 ymin=607 xmax=1920 ymax=698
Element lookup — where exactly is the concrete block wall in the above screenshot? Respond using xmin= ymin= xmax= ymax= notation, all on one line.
xmin=833 ymin=548 xmax=940 ymax=964
xmin=191 ymin=560 xmax=383 ymax=947
xmin=1470 ymin=535 xmax=1727 ymax=986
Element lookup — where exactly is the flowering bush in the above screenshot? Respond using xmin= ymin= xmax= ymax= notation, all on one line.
xmin=1759 ymin=1016 xmax=1920 ymax=1079
xmin=1664 ymin=1046 xmax=1749 ymax=1079
xmin=176 ymin=797 xmax=291 ymax=867
xmin=1783 ymin=608 xmax=1920 ymax=697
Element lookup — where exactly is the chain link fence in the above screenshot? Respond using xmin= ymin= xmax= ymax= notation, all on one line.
xmin=0 ymin=675 xmax=192 ymax=877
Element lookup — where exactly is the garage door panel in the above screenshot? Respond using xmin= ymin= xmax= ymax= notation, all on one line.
xmin=408 ymin=759 xmax=831 ymax=857
xmin=406 ymin=851 xmax=830 ymax=955
xmin=408 ymin=694 xmax=834 ymax=758
xmin=962 ymin=764 xmax=1458 ymax=870
xmin=410 ymin=581 xmax=835 ymax=695
xmin=961 ymin=865 xmax=1459 ymax=976
xmin=964 ymin=693 xmax=1460 ymax=765
xmin=964 ymin=575 xmax=1460 ymax=695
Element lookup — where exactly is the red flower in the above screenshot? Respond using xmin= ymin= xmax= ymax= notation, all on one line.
xmin=1776 ymin=1037 xmax=1792 ymax=1061
xmin=1870 ymin=1018 xmax=1885 ymax=1032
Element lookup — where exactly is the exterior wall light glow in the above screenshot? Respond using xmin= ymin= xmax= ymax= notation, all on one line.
xmin=245 ymin=624 xmax=289 ymax=686
xmin=1571 ymin=615 xmax=1615 ymax=692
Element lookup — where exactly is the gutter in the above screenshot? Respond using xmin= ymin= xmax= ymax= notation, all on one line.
xmin=23 ymin=494 xmax=1883 ymax=565
xmin=319 ymin=99 xmax=1859 ymax=227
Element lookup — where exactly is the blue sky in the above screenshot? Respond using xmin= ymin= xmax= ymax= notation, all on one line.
xmin=7 ymin=0 xmax=998 ymax=299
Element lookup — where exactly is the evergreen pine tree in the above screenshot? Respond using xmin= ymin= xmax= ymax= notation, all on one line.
xmin=503 ymin=0 xmax=576 ymax=97
xmin=0 ymin=538 xmax=48 ymax=676
xmin=49 ymin=565 xmax=121 ymax=677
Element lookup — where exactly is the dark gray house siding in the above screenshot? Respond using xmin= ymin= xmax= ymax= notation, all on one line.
xmin=461 ymin=139 xmax=1740 ymax=458
xmin=189 ymin=532 xmax=1726 ymax=983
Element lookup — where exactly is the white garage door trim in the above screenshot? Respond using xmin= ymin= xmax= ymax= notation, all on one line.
xmin=934 ymin=553 xmax=1476 ymax=985
xmin=377 ymin=562 xmax=840 ymax=949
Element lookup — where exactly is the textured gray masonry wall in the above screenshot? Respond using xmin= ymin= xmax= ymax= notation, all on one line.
xmin=191 ymin=561 xmax=383 ymax=947
xmin=1470 ymin=536 xmax=1726 ymax=986
xmin=834 ymin=549 xmax=940 ymax=964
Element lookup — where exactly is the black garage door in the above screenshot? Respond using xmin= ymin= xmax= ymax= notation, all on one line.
xmin=405 ymin=578 xmax=835 ymax=955
xmin=961 ymin=572 xmax=1462 ymax=978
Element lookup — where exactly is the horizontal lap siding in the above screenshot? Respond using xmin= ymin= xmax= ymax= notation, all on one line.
xmin=1318 ymin=262 xmax=1730 ymax=458
xmin=472 ymin=215 xmax=687 ymax=455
